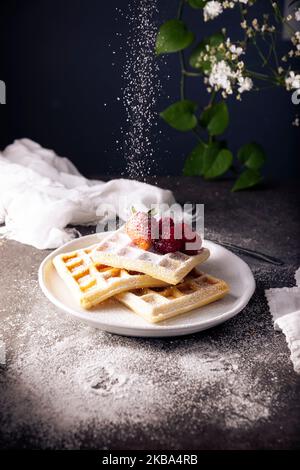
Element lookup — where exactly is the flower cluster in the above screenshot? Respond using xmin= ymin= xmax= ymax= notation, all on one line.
xmin=201 ymin=1 xmax=300 ymax=100
xmin=203 ymin=0 xmax=252 ymax=23
xmin=240 ymin=16 xmax=276 ymax=38
xmin=205 ymin=60 xmax=253 ymax=98
xmin=290 ymin=31 xmax=300 ymax=57
xmin=285 ymin=71 xmax=300 ymax=91
xmin=285 ymin=7 xmax=300 ymax=23
xmin=282 ymin=31 xmax=300 ymax=64
xmin=203 ymin=1 xmax=223 ymax=22
xmin=197 ymin=37 xmax=253 ymax=98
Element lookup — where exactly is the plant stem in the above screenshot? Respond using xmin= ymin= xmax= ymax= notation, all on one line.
xmin=238 ymin=3 xmax=248 ymax=44
xmin=183 ymin=70 xmax=202 ymax=77
xmin=192 ymin=128 xmax=204 ymax=143
xmin=177 ymin=0 xmax=186 ymax=101
xmin=269 ymin=32 xmax=280 ymax=71
xmin=252 ymin=37 xmax=270 ymax=68
xmin=269 ymin=0 xmax=296 ymax=35
xmin=209 ymin=89 xmax=216 ymax=106
xmin=177 ymin=0 xmax=184 ymax=19
xmin=246 ymin=69 xmax=278 ymax=84
xmin=179 ymin=51 xmax=186 ymax=100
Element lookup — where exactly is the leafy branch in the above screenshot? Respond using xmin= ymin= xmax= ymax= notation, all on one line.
xmin=155 ymin=0 xmax=298 ymax=190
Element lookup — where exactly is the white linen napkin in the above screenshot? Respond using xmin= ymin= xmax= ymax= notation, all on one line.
xmin=265 ymin=268 xmax=300 ymax=374
xmin=0 ymin=139 xmax=175 ymax=249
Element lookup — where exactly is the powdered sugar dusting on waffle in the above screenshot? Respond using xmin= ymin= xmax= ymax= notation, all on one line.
xmin=116 ymin=271 xmax=229 ymax=323
xmin=92 ymin=227 xmax=210 ymax=284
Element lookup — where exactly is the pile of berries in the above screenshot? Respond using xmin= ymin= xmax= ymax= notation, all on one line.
xmin=125 ymin=212 xmax=202 ymax=255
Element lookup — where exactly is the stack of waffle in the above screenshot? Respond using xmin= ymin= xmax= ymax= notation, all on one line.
xmin=53 ymin=227 xmax=229 ymax=323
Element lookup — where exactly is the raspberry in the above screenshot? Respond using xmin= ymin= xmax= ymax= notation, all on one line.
xmin=158 ymin=216 xmax=175 ymax=236
xmin=125 ymin=212 xmax=158 ymax=250
xmin=153 ymin=225 xmax=184 ymax=254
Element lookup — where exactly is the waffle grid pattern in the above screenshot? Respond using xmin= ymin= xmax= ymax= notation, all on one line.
xmin=116 ymin=270 xmax=229 ymax=323
xmin=53 ymin=244 xmax=166 ymax=309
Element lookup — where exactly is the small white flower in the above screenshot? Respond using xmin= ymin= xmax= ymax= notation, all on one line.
xmin=285 ymin=71 xmax=300 ymax=91
xmin=237 ymin=76 xmax=253 ymax=93
xmin=203 ymin=1 xmax=223 ymax=22
xmin=252 ymin=18 xmax=259 ymax=31
xmin=208 ymin=60 xmax=235 ymax=93
xmin=229 ymin=44 xmax=244 ymax=56
xmin=296 ymin=9 xmax=300 ymax=22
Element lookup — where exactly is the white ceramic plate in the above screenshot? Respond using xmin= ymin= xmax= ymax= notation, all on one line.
xmin=38 ymin=232 xmax=255 ymax=337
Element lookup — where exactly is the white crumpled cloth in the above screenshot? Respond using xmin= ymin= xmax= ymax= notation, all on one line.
xmin=0 ymin=139 xmax=175 ymax=249
xmin=265 ymin=268 xmax=300 ymax=374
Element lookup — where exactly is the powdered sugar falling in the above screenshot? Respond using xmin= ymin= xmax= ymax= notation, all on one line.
xmin=121 ymin=0 xmax=161 ymax=180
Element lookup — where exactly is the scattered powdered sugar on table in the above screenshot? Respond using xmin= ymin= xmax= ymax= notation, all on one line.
xmin=0 ymin=279 xmax=281 ymax=448
xmin=178 ymin=350 xmax=271 ymax=429
xmin=0 ymin=239 xmax=294 ymax=449
xmin=0 ymin=339 xmax=5 ymax=365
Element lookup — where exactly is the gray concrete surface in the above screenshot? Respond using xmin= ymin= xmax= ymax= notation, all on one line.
xmin=0 ymin=178 xmax=299 ymax=449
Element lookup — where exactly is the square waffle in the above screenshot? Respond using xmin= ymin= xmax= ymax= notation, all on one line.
xmin=53 ymin=244 xmax=167 ymax=309
xmin=115 ymin=270 xmax=229 ymax=323
xmin=91 ymin=227 xmax=210 ymax=284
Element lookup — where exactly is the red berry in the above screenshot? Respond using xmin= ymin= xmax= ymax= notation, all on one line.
xmin=125 ymin=212 xmax=158 ymax=250
xmin=158 ymin=217 xmax=175 ymax=236
xmin=180 ymin=223 xmax=202 ymax=255
xmin=153 ymin=225 xmax=183 ymax=254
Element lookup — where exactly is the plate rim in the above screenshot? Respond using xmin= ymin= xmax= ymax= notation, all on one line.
xmin=38 ymin=232 xmax=256 ymax=337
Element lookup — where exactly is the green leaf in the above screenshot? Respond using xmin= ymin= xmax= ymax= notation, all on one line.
xmin=232 ymin=169 xmax=263 ymax=191
xmin=183 ymin=142 xmax=206 ymax=176
xmin=183 ymin=141 xmax=222 ymax=176
xmin=200 ymin=101 xmax=229 ymax=136
xmin=201 ymin=142 xmax=222 ymax=174
xmin=237 ymin=142 xmax=266 ymax=170
xmin=204 ymin=149 xmax=233 ymax=179
xmin=155 ymin=19 xmax=195 ymax=55
xmin=160 ymin=100 xmax=198 ymax=132
xmin=189 ymin=32 xmax=224 ymax=71
xmin=187 ymin=0 xmax=207 ymax=8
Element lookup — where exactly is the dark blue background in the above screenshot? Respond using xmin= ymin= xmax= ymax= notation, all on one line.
xmin=0 ymin=0 xmax=298 ymax=179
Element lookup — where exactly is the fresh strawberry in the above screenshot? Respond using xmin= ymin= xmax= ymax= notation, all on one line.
xmin=153 ymin=224 xmax=184 ymax=254
xmin=125 ymin=211 xmax=158 ymax=250
xmin=180 ymin=223 xmax=202 ymax=255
